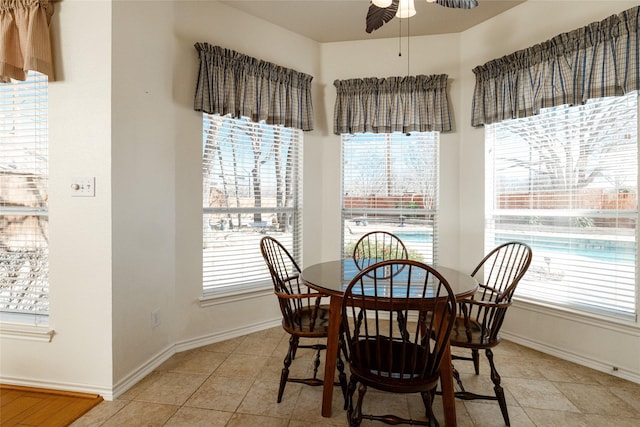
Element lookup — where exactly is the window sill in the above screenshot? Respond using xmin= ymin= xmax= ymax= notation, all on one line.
xmin=199 ymin=285 xmax=273 ymax=308
xmin=0 ymin=322 xmax=55 ymax=342
xmin=512 ymin=298 xmax=639 ymax=333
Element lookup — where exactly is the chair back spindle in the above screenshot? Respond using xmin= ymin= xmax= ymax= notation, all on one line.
xmin=449 ymin=241 xmax=533 ymax=426
xmin=342 ymin=259 xmax=457 ymax=426
xmin=260 ymin=236 xmax=347 ymax=403
xmin=352 ymin=231 xmax=408 ymax=277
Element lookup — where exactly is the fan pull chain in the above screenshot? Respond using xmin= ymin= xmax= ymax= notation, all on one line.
xmin=398 ymin=16 xmax=402 ymax=57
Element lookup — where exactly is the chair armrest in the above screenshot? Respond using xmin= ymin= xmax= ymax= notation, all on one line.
xmin=457 ymin=299 xmax=512 ymax=341
xmin=459 ymin=298 xmax=511 ymax=310
xmin=274 ymin=290 xmax=330 ymax=299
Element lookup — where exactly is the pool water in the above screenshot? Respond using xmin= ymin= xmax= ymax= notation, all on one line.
xmin=395 ymin=230 xmax=635 ymax=264
xmin=496 ymin=234 xmax=636 ymax=264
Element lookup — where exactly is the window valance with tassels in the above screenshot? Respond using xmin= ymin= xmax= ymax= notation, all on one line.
xmin=0 ymin=0 xmax=55 ymax=82
xmin=193 ymin=43 xmax=314 ymax=131
xmin=471 ymin=5 xmax=640 ymax=127
xmin=333 ymin=74 xmax=452 ymax=135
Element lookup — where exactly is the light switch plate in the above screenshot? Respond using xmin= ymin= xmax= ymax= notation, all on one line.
xmin=70 ymin=177 xmax=95 ymax=197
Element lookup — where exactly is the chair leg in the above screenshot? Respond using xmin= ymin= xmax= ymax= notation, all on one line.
xmin=312 ymin=346 xmax=321 ymax=380
xmin=452 ymin=365 xmax=467 ymax=394
xmin=339 ymin=326 xmax=350 ymax=362
xmin=349 ymin=383 xmax=366 ymax=427
xmin=421 ymin=389 xmax=439 ymax=427
xmin=278 ymin=335 xmax=298 ymax=403
xmin=486 ymin=348 xmax=510 ymax=426
xmin=346 ymin=376 xmax=359 ymax=427
xmin=290 ymin=334 xmax=300 ymax=360
xmin=472 ymin=348 xmax=480 ymax=374
xmin=337 ymin=351 xmax=349 ymax=409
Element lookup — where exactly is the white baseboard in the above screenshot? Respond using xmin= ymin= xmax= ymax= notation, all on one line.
xmin=501 ymin=330 xmax=640 ymax=385
xmin=1 ymin=318 xmax=281 ymax=401
xmin=0 ymin=376 xmax=112 ymax=399
xmin=110 ymin=317 xmax=281 ymax=400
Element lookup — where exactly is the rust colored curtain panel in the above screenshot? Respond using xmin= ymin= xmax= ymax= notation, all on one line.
xmin=0 ymin=0 xmax=55 ymax=83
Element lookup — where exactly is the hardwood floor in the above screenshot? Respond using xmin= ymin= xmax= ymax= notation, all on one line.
xmin=0 ymin=385 xmax=103 ymax=427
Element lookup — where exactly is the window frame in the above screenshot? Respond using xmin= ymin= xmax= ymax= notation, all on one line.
xmin=201 ymin=114 xmax=303 ymax=299
xmin=341 ymin=132 xmax=440 ymax=264
xmin=485 ymin=92 xmax=638 ymax=322
xmin=0 ymin=71 xmax=49 ymax=327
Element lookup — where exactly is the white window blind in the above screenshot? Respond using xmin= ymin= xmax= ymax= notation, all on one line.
xmin=342 ymin=132 xmax=439 ymax=263
xmin=202 ymin=114 xmax=303 ymax=296
xmin=486 ymin=92 xmax=638 ymax=320
xmin=0 ymin=71 xmax=49 ymax=324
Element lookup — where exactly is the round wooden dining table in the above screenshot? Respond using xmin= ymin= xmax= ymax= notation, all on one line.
xmin=301 ymin=258 xmax=479 ymax=426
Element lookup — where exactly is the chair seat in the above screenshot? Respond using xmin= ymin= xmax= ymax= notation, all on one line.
xmin=449 ymin=316 xmax=500 ymax=348
xmin=349 ymin=336 xmax=441 ymax=394
xmin=282 ymin=305 xmax=331 ymax=336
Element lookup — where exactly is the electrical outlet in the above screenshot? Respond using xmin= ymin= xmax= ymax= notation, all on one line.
xmin=70 ymin=177 xmax=95 ymax=197
xmin=151 ymin=309 xmax=161 ymax=328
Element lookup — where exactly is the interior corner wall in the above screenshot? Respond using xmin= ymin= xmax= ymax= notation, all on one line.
xmin=458 ymin=0 xmax=640 ymax=382
xmin=110 ymin=0 xmax=326 ymax=392
xmin=318 ymin=34 xmax=463 ymax=267
xmin=0 ymin=0 xmax=114 ymax=396
xmin=110 ymin=0 xmax=179 ymax=385
xmin=2 ymin=0 xmax=639 ymax=400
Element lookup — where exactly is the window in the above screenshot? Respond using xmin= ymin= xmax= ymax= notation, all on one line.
xmin=202 ymin=114 xmax=303 ymax=296
xmin=486 ymin=92 xmax=638 ymax=320
xmin=342 ymin=132 xmax=439 ymax=263
xmin=0 ymin=71 xmax=49 ymax=325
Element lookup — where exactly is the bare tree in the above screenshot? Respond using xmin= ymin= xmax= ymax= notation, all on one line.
xmin=249 ymin=122 xmax=275 ymax=223
xmin=498 ymin=99 xmax=636 ymax=203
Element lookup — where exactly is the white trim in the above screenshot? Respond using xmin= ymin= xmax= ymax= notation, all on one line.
xmin=174 ymin=318 xmax=280 ymax=353
xmin=0 ymin=319 xmax=282 ymax=401
xmin=112 ymin=317 xmax=280 ymax=400
xmin=502 ymin=330 xmax=640 ymax=385
xmin=199 ymin=286 xmax=273 ymax=307
xmin=502 ymin=299 xmax=640 ymax=385
xmin=0 ymin=322 xmax=55 ymax=342
xmin=111 ymin=343 xmax=175 ymax=400
xmin=512 ymin=299 xmax=640 ymax=335
xmin=0 ymin=376 xmax=112 ymax=400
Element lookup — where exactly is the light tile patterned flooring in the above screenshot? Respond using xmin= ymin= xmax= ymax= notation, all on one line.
xmin=72 ymin=326 xmax=640 ymax=426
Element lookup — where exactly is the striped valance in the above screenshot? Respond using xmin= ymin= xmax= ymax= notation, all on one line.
xmin=333 ymin=74 xmax=452 ymax=135
xmin=194 ymin=43 xmax=314 ymax=131
xmin=0 ymin=0 xmax=55 ymax=82
xmin=472 ymin=5 xmax=640 ymax=127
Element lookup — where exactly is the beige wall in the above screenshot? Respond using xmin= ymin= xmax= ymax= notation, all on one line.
xmin=317 ymin=34 xmax=463 ymax=267
xmin=110 ymin=0 xmax=324 ymax=393
xmin=0 ymin=0 xmax=638 ymax=398
xmin=458 ymin=0 xmax=640 ymax=381
xmin=0 ymin=0 xmax=114 ymax=395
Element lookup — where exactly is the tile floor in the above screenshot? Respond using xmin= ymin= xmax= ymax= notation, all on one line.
xmin=72 ymin=326 xmax=640 ymax=426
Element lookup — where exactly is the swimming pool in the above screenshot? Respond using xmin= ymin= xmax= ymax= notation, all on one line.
xmin=395 ymin=230 xmax=635 ymax=264
xmin=495 ymin=233 xmax=636 ymax=264
xmin=395 ymin=230 xmax=433 ymax=243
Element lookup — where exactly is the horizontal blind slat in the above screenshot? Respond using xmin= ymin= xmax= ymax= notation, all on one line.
xmin=341 ymin=132 xmax=439 ymax=265
xmin=486 ymin=91 xmax=638 ymax=319
xmin=0 ymin=71 xmax=49 ymax=319
xmin=202 ymin=114 xmax=302 ymax=293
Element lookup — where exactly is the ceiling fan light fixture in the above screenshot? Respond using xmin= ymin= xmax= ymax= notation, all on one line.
xmin=396 ymin=0 xmax=416 ymax=18
xmin=372 ymin=0 xmax=393 ymax=7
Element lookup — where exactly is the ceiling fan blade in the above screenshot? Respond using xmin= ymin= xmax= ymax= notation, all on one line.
xmin=365 ymin=0 xmax=399 ymax=34
xmin=434 ymin=0 xmax=479 ymax=9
